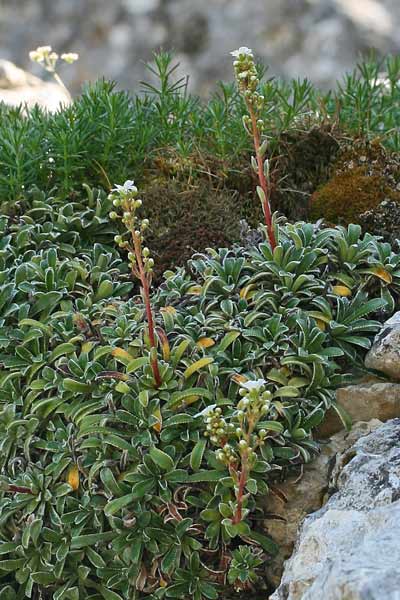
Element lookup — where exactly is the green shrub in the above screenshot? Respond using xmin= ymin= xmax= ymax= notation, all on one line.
xmin=1 ymin=53 xmax=400 ymax=204
xmin=0 ymin=210 xmax=398 ymax=598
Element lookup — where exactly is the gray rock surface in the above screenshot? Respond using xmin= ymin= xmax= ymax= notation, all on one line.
xmin=1 ymin=0 xmax=400 ymax=96
xmin=271 ymin=419 xmax=400 ymax=600
xmin=365 ymin=311 xmax=400 ymax=380
xmin=265 ymin=420 xmax=382 ymax=588
xmin=0 ymin=59 xmax=70 ymax=110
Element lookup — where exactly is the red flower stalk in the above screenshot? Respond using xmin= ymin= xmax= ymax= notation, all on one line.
xmin=231 ymin=46 xmax=277 ymax=249
xmin=110 ymin=181 xmax=162 ymax=388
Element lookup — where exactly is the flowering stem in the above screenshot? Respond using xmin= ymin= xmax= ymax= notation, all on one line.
xmin=111 ymin=182 xmax=162 ymax=389
xmin=231 ymin=413 xmax=255 ymax=525
xmin=131 ymin=235 xmax=162 ymax=388
xmin=52 ymin=71 xmax=72 ymax=100
xmin=247 ymin=101 xmax=276 ymax=249
xmin=231 ymin=458 xmax=248 ymax=525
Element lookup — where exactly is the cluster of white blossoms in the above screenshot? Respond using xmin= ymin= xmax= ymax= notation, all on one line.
xmin=230 ymin=46 xmax=259 ymax=97
xmin=202 ymin=377 xmax=275 ymax=468
xmin=109 ymin=180 xmax=154 ymax=274
xmin=231 ymin=46 xmax=266 ymax=135
xmin=29 ymin=45 xmax=79 ymax=72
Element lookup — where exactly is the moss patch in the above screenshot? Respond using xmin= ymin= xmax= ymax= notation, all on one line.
xmin=309 ymin=141 xmax=400 ymax=224
xmin=142 ymin=176 xmax=256 ymax=279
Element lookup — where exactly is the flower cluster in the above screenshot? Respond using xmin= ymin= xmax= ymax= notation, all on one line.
xmin=231 ymin=48 xmax=258 ymax=95
xmin=237 ymin=379 xmax=272 ymax=442
xmin=203 ymin=377 xmax=275 ymax=524
xmin=109 ymin=181 xmax=154 ymax=275
xmin=231 ymin=47 xmax=264 ymax=123
xmin=203 ymin=406 xmax=230 ymax=445
xmin=29 ymin=45 xmax=79 ymax=72
xmin=202 ymin=379 xmax=273 ymax=469
xmin=61 ymin=53 xmax=79 ymax=64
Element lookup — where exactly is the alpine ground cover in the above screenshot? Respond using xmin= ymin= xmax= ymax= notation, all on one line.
xmin=0 ymin=47 xmax=399 ymax=599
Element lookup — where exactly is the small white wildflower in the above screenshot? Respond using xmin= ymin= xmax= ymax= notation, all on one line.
xmin=112 ymin=180 xmax=137 ymax=195
xmin=61 ymin=52 xmax=79 ymax=64
xmin=36 ymin=46 xmax=52 ymax=54
xmin=240 ymin=378 xmax=266 ymax=392
xmin=196 ymin=404 xmax=216 ymax=418
xmin=29 ymin=51 xmax=43 ymax=63
xmin=230 ymin=47 xmax=254 ymax=59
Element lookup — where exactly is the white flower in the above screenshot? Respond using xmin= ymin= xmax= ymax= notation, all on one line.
xmin=112 ymin=180 xmax=137 ymax=195
xmin=196 ymin=404 xmax=216 ymax=418
xmin=240 ymin=378 xmax=266 ymax=392
xmin=230 ymin=47 xmax=254 ymax=59
xmin=36 ymin=46 xmax=52 ymax=54
xmin=29 ymin=51 xmax=42 ymax=63
xmin=61 ymin=52 xmax=79 ymax=64
xmin=29 ymin=46 xmax=54 ymax=65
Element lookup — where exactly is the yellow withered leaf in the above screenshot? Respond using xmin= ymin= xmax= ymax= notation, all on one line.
xmin=239 ymin=285 xmax=255 ymax=300
xmin=187 ymin=285 xmax=203 ymax=295
xmin=67 ymin=465 xmax=79 ymax=491
xmin=156 ymin=328 xmax=171 ymax=361
xmin=315 ymin=319 xmax=326 ymax=331
xmin=112 ymin=348 xmax=133 ymax=364
xmin=162 ymin=340 xmax=170 ymax=361
xmin=81 ymin=341 xmax=94 ymax=354
xmin=371 ymin=267 xmax=392 ymax=284
xmin=196 ymin=337 xmax=215 ymax=349
xmin=181 ymin=395 xmax=200 ymax=407
xmin=160 ymin=306 xmax=177 ymax=315
xmin=184 ymin=357 xmax=214 ymax=379
xmin=152 ymin=406 xmax=162 ymax=433
xmin=231 ymin=373 xmax=247 ymax=384
xmin=332 ymin=285 xmax=352 ymax=297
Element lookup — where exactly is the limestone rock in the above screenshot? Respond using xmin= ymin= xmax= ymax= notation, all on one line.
xmin=265 ymin=419 xmax=381 ymax=588
xmin=315 ymin=375 xmax=400 ymax=439
xmin=271 ymin=419 xmax=400 ymax=600
xmin=365 ymin=311 xmax=400 ymax=380
xmin=337 ymin=379 xmax=400 ymax=424
xmin=0 ymin=59 xmax=70 ymax=111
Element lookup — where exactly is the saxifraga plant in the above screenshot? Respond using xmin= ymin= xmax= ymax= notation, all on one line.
xmin=2 ymin=48 xmax=400 ymax=599
xmin=0 ymin=195 xmax=399 ymax=598
xmin=109 ymin=180 xmax=162 ymax=387
xmin=231 ymin=47 xmax=276 ymax=248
